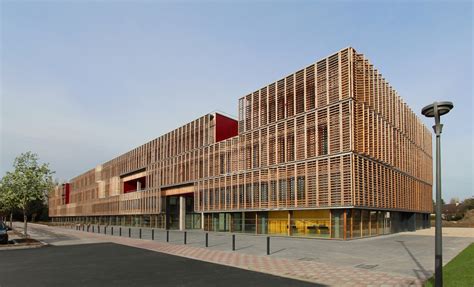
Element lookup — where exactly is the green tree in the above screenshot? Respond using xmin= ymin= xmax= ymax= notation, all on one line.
xmin=0 ymin=178 xmax=17 ymax=228
xmin=462 ymin=198 xmax=474 ymax=210
xmin=1 ymin=152 xmax=54 ymax=236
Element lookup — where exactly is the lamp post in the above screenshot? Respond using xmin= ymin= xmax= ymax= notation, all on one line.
xmin=421 ymin=101 xmax=453 ymax=287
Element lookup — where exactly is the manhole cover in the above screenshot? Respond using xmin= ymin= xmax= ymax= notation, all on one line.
xmin=355 ymin=264 xmax=378 ymax=269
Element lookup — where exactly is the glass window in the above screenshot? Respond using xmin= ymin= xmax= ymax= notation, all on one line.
xmin=220 ymin=188 xmax=225 ymax=207
xmin=331 ymin=210 xmax=344 ymax=239
xmin=209 ymin=188 xmax=213 ymax=209
xmin=253 ymin=144 xmax=259 ymax=168
xmin=220 ymin=155 xmax=225 ymax=174
xmin=362 ymin=210 xmax=370 ymax=237
xmin=377 ymin=211 xmax=384 ymax=235
xmin=279 ymin=179 xmax=287 ymax=202
xmin=318 ymin=124 xmax=328 ymax=155
xmin=270 ymin=180 xmax=277 ymax=202
xmin=370 ymin=211 xmax=378 ymax=236
xmin=297 ymin=176 xmax=305 ymax=201
xmin=239 ymin=185 xmax=244 ymax=206
xmin=245 ymin=184 xmax=252 ymax=207
xmin=243 ymin=212 xmax=256 ymax=234
xmin=352 ymin=210 xmax=361 ymax=238
xmin=268 ymin=211 xmax=288 ymax=236
xmin=261 ymin=182 xmax=268 ymax=202
xmin=292 ymin=210 xmax=330 ymax=238
xmin=232 ymin=186 xmax=238 ymax=207
xmin=232 ymin=213 xmax=242 ymax=232
xmin=346 ymin=210 xmax=352 ymax=238
xmin=257 ymin=212 xmax=268 ymax=234
xmin=288 ymin=178 xmax=295 ymax=201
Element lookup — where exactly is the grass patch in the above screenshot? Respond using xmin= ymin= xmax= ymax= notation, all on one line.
xmin=425 ymin=243 xmax=474 ymax=287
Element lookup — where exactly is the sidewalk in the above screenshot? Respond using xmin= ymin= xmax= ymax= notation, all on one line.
xmin=17 ymin=222 xmax=427 ymax=286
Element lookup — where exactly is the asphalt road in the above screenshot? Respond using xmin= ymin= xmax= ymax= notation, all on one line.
xmin=0 ymin=242 xmax=320 ymax=287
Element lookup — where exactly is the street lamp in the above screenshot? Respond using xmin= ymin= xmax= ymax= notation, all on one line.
xmin=421 ymin=101 xmax=454 ymax=287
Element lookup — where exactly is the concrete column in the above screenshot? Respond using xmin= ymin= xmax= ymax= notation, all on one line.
xmin=137 ymin=180 xmax=141 ymax=191
xmin=287 ymin=211 xmax=292 ymax=236
xmin=179 ymin=196 xmax=186 ymax=231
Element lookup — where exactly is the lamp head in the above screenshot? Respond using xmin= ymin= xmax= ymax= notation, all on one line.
xmin=422 ymin=101 xmax=454 ymax=118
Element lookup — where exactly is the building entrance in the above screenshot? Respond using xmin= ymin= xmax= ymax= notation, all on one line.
xmin=163 ymin=185 xmax=201 ymax=230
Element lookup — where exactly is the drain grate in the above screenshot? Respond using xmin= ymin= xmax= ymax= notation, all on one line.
xmin=355 ymin=264 xmax=378 ymax=269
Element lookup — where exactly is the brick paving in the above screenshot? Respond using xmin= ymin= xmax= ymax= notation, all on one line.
xmin=21 ymin=223 xmax=425 ymax=286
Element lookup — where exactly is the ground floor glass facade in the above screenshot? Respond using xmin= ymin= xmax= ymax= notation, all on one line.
xmin=51 ymin=208 xmax=430 ymax=240
xmin=202 ymin=209 xmax=430 ymax=239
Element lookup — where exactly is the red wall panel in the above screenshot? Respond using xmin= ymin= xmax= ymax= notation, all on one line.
xmin=123 ymin=177 xmax=146 ymax=193
xmin=64 ymin=183 xmax=70 ymax=204
xmin=215 ymin=113 xmax=238 ymax=142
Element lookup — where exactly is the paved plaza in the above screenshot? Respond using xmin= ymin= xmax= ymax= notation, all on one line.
xmin=6 ymin=223 xmax=474 ymax=286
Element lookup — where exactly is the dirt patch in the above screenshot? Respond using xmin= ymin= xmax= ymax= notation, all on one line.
xmin=12 ymin=238 xmax=41 ymax=244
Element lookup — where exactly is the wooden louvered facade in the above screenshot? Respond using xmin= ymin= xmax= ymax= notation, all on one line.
xmin=49 ymin=47 xmax=432 ymax=239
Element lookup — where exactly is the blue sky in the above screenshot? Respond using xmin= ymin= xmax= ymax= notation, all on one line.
xmin=1 ymin=1 xmax=472 ymax=200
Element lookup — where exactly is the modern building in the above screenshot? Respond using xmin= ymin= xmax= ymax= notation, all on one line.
xmin=49 ymin=47 xmax=433 ymax=239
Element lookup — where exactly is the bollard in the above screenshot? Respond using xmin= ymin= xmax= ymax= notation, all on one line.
xmin=139 ymin=228 xmax=142 ymax=239
xmin=152 ymin=229 xmax=155 ymax=240
xmin=166 ymin=230 xmax=169 ymax=242
xmin=184 ymin=231 xmax=187 ymax=245
xmin=205 ymin=233 xmax=208 ymax=248
xmin=129 ymin=228 xmax=131 ymax=238
xmin=232 ymin=234 xmax=235 ymax=251
xmin=266 ymin=236 xmax=270 ymax=255
xmin=119 ymin=227 xmax=122 ymax=236
xmin=111 ymin=226 xmax=114 ymax=236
